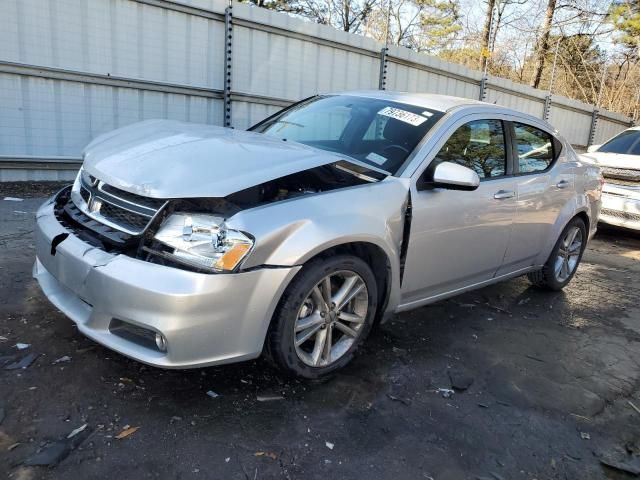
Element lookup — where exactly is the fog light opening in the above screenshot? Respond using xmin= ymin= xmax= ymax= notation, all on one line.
xmin=155 ymin=333 xmax=168 ymax=352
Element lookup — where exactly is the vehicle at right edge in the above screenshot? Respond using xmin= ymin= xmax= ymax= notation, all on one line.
xmin=582 ymin=126 xmax=640 ymax=230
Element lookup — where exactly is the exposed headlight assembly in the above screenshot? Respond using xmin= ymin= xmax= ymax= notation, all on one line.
xmin=154 ymin=213 xmax=253 ymax=272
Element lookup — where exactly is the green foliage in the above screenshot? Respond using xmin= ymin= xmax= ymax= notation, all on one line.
xmin=608 ymin=0 xmax=640 ymax=55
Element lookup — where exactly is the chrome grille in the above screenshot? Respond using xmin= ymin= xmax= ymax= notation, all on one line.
xmin=73 ymin=173 xmax=167 ymax=235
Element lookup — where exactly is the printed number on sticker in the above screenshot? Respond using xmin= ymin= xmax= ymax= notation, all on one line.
xmin=378 ymin=107 xmax=428 ymax=126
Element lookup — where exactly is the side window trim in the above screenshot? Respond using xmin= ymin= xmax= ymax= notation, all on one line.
xmin=503 ymin=120 xmax=516 ymax=177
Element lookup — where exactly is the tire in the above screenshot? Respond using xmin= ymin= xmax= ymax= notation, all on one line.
xmin=265 ymin=254 xmax=378 ymax=379
xmin=527 ymin=217 xmax=587 ymax=291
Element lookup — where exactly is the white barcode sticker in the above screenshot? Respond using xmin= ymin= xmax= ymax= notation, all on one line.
xmin=378 ymin=107 xmax=427 ymax=126
xmin=366 ymin=152 xmax=387 ymax=165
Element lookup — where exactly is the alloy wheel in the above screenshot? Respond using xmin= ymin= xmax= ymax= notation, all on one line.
xmin=293 ymin=270 xmax=369 ymax=367
xmin=554 ymin=226 xmax=583 ymax=282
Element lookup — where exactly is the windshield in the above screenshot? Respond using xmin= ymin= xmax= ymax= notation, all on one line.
xmin=598 ymin=130 xmax=640 ymax=155
xmin=250 ymin=95 xmax=444 ymax=174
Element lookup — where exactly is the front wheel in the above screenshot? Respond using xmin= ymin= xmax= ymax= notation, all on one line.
xmin=527 ymin=217 xmax=587 ymax=291
xmin=266 ymin=255 xmax=378 ymax=378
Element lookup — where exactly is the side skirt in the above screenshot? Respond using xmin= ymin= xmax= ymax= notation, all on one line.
xmin=395 ymin=265 xmax=541 ymax=313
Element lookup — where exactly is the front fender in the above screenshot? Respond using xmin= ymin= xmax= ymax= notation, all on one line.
xmin=226 ymin=177 xmax=411 ymax=312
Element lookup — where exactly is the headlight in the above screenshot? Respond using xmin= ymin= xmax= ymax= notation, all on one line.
xmin=154 ymin=213 xmax=253 ymax=272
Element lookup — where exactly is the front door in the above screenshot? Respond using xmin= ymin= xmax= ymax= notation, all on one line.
xmin=400 ymin=118 xmax=517 ymax=307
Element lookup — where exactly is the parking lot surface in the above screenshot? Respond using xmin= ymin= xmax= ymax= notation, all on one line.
xmin=1 ymin=184 xmax=639 ymax=479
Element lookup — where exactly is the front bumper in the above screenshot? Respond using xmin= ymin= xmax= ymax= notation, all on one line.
xmin=33 ymin=198 xmax=300 ymax=368
xmin=600 ymin=183 xmax=640 ymax=230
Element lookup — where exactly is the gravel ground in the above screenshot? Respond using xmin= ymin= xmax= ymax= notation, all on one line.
xmin=1 ymin=190 xmax=639 ymax=480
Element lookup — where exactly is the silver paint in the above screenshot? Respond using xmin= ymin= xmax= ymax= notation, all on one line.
xmin=34 ymin=92 xmax=603 ymax=369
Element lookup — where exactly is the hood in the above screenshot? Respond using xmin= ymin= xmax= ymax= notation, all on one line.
xmin=581 ymin=151 xmax=640 ymax=170
xmin=82 ymin=120 xmax=346 ymax=198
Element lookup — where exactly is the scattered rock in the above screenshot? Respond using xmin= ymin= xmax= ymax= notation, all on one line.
xmin=14 ymin=343 xmax=30 ymax=350
xmin=206 ymin=390 xmax=220 ymax=399
xmin=436 ymin=388 xmax=455 ymax=399
xmin=325 ymin=441 xmax=334 ymax=450
xmin=448 ymin=370 xmax=474 ymax=391
xmin=580 ymin=432 xmax=591 ymax=440
xmin=52 ymin=356 xmax=71 ymax=365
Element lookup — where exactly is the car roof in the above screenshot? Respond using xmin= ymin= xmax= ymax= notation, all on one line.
xmin=334 ymin=90 xmax=484 ymax=112
xmin=334 ymin=90 xmax=558 ymax=134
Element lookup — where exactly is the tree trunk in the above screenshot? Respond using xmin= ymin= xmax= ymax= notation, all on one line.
xmin=480 ymin=0 xmax=496 ymax=72
xmin=530 ymin=0 xmax=557 ymax=89
xmin=343 ymin=0 xmax=350 ymax=31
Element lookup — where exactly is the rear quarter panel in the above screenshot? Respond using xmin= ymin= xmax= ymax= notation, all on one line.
xmin=535 ymin=143 xmax=601 ymax=265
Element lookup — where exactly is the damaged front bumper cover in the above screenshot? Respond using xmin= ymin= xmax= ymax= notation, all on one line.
xmin=33 ymin=199 xmax=300 ymax=368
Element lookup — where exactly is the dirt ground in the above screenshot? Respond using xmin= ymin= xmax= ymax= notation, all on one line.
xmin=1 ymin=187 xmax=639 ymax=480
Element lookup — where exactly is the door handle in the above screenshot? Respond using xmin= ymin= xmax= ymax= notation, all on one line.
xmin=556 ymin=180 xmax=570 ymax=189
xmin=494 ymin=190 xmax=515 ymax=200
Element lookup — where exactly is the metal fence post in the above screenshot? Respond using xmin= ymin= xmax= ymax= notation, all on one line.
xmin=479 ymin=76 xmax=488 ymax=101
xmin=587 ymin=108 xmax=599 ymax=147
xmin=378 ymin=48 xmax=388 ymax=90
xmin=543 ymin=95 xmax=552 ymax=121
xmin=223 ymin=3 xmax=233 ymax=127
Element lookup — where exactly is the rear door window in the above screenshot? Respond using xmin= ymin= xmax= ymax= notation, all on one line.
xmin=513 ymin=123 xmax=555 ymax=173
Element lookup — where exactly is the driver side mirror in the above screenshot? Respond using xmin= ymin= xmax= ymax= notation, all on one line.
xmin=418 ymin=161 xmax=480 ymax=191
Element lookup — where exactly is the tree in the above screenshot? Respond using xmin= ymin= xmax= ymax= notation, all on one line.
xmin=480 ymin=0 xmax=497 ymax=72
xmin=608 ymin=0 xmax=640 ymax=57
xmin=530 ymin=0 xmax=558 ymax=88
xmin=241 ymin=0 xmax=379 ymax=33
xmin=363 ymin=0 xmax=461 ymax=52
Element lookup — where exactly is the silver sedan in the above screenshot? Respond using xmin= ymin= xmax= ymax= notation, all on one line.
xmin=34 ymin=92 xmax=602 ymax=378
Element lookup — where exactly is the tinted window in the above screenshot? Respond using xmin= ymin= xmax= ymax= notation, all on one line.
xmin=251 ymin=95 xmax=444 ymax=174
xmin=599 ymin=130 xmax=640 ymax=154
xmin=434 ymin=119 xmax=507 ymax=178
xmin=629 ymin=137 xmax=640 ymax=155
xmin=514 ymin=123 xmax=554 ymax=173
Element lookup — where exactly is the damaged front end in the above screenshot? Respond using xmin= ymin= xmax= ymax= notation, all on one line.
xmin=52 ymin=160 xmax=382 ymax=275
xmin=32 ymin=158 xmax=403 ymax=369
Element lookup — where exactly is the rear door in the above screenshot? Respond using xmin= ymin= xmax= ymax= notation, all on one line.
xmin=400 ymin=116 xmax=517 ymax=307
xmin=498 ymin=121 xmax=574 ymax=274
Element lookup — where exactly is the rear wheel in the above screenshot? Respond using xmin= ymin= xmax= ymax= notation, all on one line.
xmin=266 ymin=255 xmax=377 ymax=378
xmin=527 ymin=217 xmax=587 ymax=291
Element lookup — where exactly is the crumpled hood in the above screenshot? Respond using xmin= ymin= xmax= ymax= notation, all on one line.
xmin=581 ymin=152 xmax=640 ymax=170
xmin=82 ymin=119 xmax=344 ymax=198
